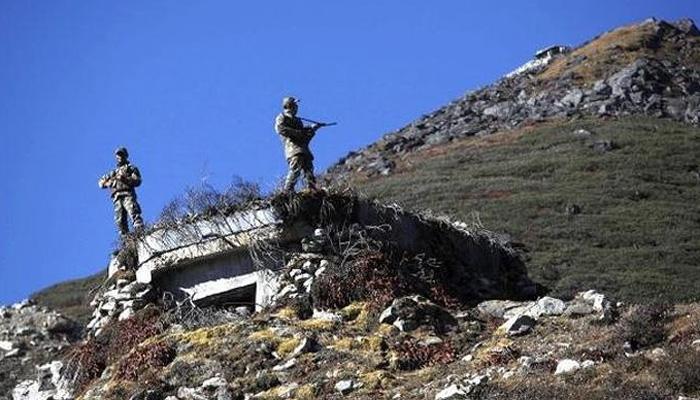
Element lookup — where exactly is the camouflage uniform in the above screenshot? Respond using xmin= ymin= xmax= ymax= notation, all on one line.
xmin=275 ymin=100 xmax=317 ymax=192
xmin=99 ymin=149 xmax=144 ymax=235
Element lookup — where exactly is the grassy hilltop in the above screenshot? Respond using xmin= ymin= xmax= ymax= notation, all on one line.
xmin=341 ymin=117 xmax=700 ymax=304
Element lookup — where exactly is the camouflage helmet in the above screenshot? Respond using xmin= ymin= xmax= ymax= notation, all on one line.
xmin=282 ymin=96 xmax=299 ymax=109
xmin=115 ymin=147 xmax=129 ymax=158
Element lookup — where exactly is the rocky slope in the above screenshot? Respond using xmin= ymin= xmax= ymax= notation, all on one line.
xmin=0 ymin=300 xmax=80 ymax=399
xmin=326 ymin=18 xmax=700 ymax=180
xmin=11 ymin=219 xmax=700 ymax=400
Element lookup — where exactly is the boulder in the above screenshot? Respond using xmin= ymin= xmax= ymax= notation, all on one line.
xmin=500 ymin=314 xmax=535 ymax=336
xmin=560 ymin=89 xmax=584 ymax=107
xmin=534 ymin=296 xmax=566 ymax=316
xmin=554 ymin=359 xmax=581 ymax=375
xmin=380 ymin=296 xmax=456 ymax=333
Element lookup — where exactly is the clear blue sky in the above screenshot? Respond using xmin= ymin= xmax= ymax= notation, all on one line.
xmin=1 ymin=1 xmax=698 ymax=305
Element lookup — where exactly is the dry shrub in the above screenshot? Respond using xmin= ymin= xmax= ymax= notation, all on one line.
xmin=156 ymin=177 xmax=261 ymax=226
xmin=312 ymin=242 xmax=458 ymax=311
xmin=486 ymin=345 xmax=521 ymax=367
xmin=391 ymin=338 xmax=455 ymax=370
xmin=616 ymin=303 xmax=671 ymax=351
xmin=312 ymin=249 xmax=399 ymax=309
xmin=65 ymin=306 xmax=166 ymax=395
xmin=113 ymin=341 xmax=176 ymax=381
xmin=653 ymin=346 xmax=700 ymax=395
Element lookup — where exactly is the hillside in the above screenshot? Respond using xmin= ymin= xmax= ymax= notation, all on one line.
xmin=7 ymin=16 xmax=700 ymax=400
xmin=324 ymin=18 xmax=700 ymax=304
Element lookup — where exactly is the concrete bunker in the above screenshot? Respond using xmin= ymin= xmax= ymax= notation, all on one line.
xmin=129 ymin=192 xmax=537 ymax=311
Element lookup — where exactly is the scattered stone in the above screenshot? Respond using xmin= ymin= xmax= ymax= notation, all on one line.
xmin=5 ymin=348 xmax=22 ymax=358
xmin=118 ymin=308 xmax=135 ymax=321
xmin=581 ymin=360 xmax=595 ymax=369
xmin=380 ymin=296 xmax=456 ymax=333
xmin=573 ymin=128 xmax=592 ymax=137
xmin=420 ymin=336 xmax=444 ymax=346
xmin=590 ymin=139 xmax=616 ymax=152
xmin=272 ymin=358 xmax=297 ymax=371
xmin=289 ymin=337 xmax=318 ymax=358
xmin=288 ymin=269 xmax=303 ymax=278
xmin=201 ymin=376 xmax=227 ymax=389
xmin=554 ymin=359 xmax=581 ymax=375
xmin=477 ymin=300 xmax=530 ymax=320
xmin=335 ymin=379 xmax=357 ymax=395
xmin=564 ymin=301 xmax=596 ymax=317
xmin=0 ymin=340 xmax=14 ymax=351
xmin=500 ymin=314 xmax=536 ymax=336
xmin=435 ymin=384 xmax=467 ymax=400
xmin=534 ymin=296 xmax=566 ymax=316
xmin=312 ymin=309 xmax=342 ymax=322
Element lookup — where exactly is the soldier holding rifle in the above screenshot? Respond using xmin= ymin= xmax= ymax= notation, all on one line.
xmin=274 ymin=96 xmax=335 ymax=193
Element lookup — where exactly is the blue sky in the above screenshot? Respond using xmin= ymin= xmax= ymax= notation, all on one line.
xmin=1 ymin=1 xmax=698 ymax=305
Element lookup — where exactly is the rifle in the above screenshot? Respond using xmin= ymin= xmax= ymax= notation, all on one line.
xmin=300 ymin=117 xmax=337 ymax=128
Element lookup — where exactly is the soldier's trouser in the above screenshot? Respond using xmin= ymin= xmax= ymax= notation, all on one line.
xmin=113 ymin=192 xmax=144 ymax=235
xmin=284 ymin=154 xmax=316 ymax=192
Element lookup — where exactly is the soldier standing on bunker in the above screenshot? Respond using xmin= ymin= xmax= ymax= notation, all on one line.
xmin=275 ymin=96 xmax=324 ymax=193
xmin=98 ymin=147 xmax=144 ymax=235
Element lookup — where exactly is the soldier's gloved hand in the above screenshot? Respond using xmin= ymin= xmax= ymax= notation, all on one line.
xmin=311 ymin=123 xmax=322 ymax=131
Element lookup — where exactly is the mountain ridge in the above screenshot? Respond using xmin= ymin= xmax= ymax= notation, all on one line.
xmin=325 ymin=17 xmax=700 ymax=181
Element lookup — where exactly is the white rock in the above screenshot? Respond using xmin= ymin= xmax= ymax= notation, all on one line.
xmin=420 ymin=336 xmax=444 ymax=346
xmin=272 ymin=358 xmax=297 ymax=371
xmin=467 ymin=375 xmax=488 ymax=387
xmin=319 ymin=259 xmax=330 ymax=269
xmin=335 ymin=379 xmax=356 ymax=395
xmin=289 ymin=337 xmax=316 ymax=358
xmin=235 ymin=306 xmax=251 ymax=317
xmin=500 ymin=314 xmax=535 ymax=336
xmin=0 ymin=340 xmax=14 ymax=351
xmin=535 ymin=297 xmax=566 ymax=316
xmin=276 ymin=382 xmax=299 ymax=399
xmin=518 ymin=356 xmax=534 ymax=368
xmin=379 ymin=306 xmax=397 ymax=324
xmin=311 ymin=309 xmax=342 ymax=322
xmin=289 ymin=269 xmax=303 ymax=278
xmin=276 ymin=284 xmax=297 ymax=299
xmin=461 ymin=354 xmax=473 ymax=362
xmin=116 ymin=279 xmax=130 ymax=288
xmin=314 ymin=266 xmax=327 ymax=277
xmin=554 ymin=359 xmax=581 ymax=375
xmin=294 ymin=273 xmax=312 ymax=282
xmin=5 ymin=348 xmax=21 ymax=358
xmin=579 ymin=290 xmax=608 ymax=311
xmin=581 ymin=360 xmax=595 ymax=369
xmin=201 ymin=376 xmax=227 ymax=388
xmin=435 ymin=384 xmax=467 ymax=400
xmin=178 ymin=387 xmax=208 ymax=400
xmin=118 ymin=308 xmax=134 ymax=321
